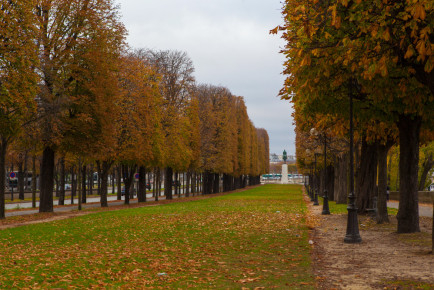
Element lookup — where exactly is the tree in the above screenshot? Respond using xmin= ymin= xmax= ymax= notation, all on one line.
xmin=141 ymin=49 xmax=196 ymax=199
xmin=275 ymin=0 xmax=434 ymax=233
xmin=115 ymin=53 xmax=163 ymax=204
xmin=34 ymin=0 xmax=126 ymax=212
xmin=0 ymin=0 xmax=38 ymax=218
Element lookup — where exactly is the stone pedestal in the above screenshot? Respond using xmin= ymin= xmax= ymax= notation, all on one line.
xmin=281 ymin=164 xmax=288 ymax=184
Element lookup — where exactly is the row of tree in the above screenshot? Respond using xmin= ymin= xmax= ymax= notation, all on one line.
xmin=274 ymin=0 xmax=433 ymax=233
xmin=0 ymin=0 xmax=269 ymax=218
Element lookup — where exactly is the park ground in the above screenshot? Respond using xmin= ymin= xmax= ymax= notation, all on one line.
xmin=0 ymin=184 xmax=433 ymax=289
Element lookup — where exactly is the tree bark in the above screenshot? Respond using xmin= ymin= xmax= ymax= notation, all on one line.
xmin=356 ymin=139 xmax=378 ymax=213
xmin=138 ymin=166 xmax=146 ymax=202
xmin=32 ymin=155 xmax=37 ymax=208
xmin=174 ymin=172 xmax=179 ymax=197
xmin=100 ymin=161 xmax=112 ymax=207
xmin=39 ymin=146 xmax=55 ymax=213
xmin=81 ymin=164 xmax=87 ymax=204
xmin=122 ymin=164 xmax=137 ymax=205
xmin=117 ymin=165 xmax=122 ymax=200
xmin=334 ymin=152 xmax=349 ymax=204
xmin=18 ymin=161 xmax=24 ymax=200
xmin=185 ymin=171 xmax=191 ymax=197
xmin=59 ymin=157 xmax=65 ymax=205
xmin=397 ymin=115 xmax=421 ymax=233
xmin=326 ymin=165 xmax=334 ymax=201
xmin=164 ymin=167 xmax=173 ymax=199
xmin=0 ymin=138 xmax=7 ymax=219
xmin=377 ymin=142 xmax=393 ymax=224
xmin=213 ymin=173 xmax=220 ymax=194
xmin=71 ymin=166 xmax=76 ymax=205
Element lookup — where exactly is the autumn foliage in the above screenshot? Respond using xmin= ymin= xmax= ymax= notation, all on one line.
xmin=0 ymin=1 xmax=269 ymax=218
xmin=275 ymin=0 xmax=433 ymax=233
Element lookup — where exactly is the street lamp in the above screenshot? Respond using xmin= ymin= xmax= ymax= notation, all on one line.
xmin=311 ymin=128 xmax=331 ymax=214
xmin=305 ymin=149 xmax=314 ymax=201
xmin=344 ymin=78 xmax=362 ymax=243
xmin=322 ymin=133 xmax=330 ymax=215
xmin=313 ymin=152 xmax=320 ymax=206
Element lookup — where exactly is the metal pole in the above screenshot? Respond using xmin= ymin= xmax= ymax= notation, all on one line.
xmin=322 ymin=134 xmax=330 ymax=214
xmin=344 ymin=83 xmax=362 ymax=243
xmin=313 ymin=154 xmax=319 ymax=206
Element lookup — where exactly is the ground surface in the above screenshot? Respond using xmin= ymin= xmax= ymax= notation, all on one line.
xmin=309 ymin=195 xmax=434 ymax=289
xmin=1 ymin=185 xmax=433 ymax=289
xmin=0 ymin=185 xmax=315 ymax=289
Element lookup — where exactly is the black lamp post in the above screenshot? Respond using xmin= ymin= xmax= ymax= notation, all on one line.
xmin=322 ymin=133 xmax=330 ymax=215
xmin=313 ymin=153 xmax=320 ymax=206
xmin=344 ymin=79 xmax=362 ymax=243
xmin=309 ymin=164 xmax=314 ymax=201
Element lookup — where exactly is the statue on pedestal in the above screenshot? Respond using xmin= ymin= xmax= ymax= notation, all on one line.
xmin=281 ymin=150 xmax=288 ymax=184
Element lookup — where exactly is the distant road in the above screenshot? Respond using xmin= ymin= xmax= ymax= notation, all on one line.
xmin=387 ymin=201 xmax=433 ymax=218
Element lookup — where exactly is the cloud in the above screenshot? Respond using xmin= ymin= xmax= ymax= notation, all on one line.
xmin=116 ymin=0 xmax=295 ymax=155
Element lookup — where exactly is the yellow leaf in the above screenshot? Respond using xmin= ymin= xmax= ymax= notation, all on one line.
xmin=404 ymin=46 xmax=414 ymax=59
xmin=416 ymin=40 xmax=426 ymax=56
xmin=413 ymin=4 xmax=426 ymax=20
xmin=383 ymin=29 xmax=390 ymax=41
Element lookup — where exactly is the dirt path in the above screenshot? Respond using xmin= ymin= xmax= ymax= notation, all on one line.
xmin=309 ymin=196 xmax=434 ymax=289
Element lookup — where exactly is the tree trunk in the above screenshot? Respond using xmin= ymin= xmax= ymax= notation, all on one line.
xmin=164 ymin=167 xmax=173 ymax=200
xmin=418 ymin=153 xmax=434 ymax=191
xmin=213 ymin=173 xmax=220 ymax=194
xmin=88 ymin=165 xmax=93 ymax=197
xmin=174 ymin=172 xmax=179 ymax=197
xmin=327 ymin=165 xmax=334 ymax=201
xmin=39 ymin=146 xmax=55 ymax=213
xmin=387 ymin=149 xmax=394 ymax=188
xmin=186 ymin=171 xmax=191 ymax=197
xmin=18 ymin=161 xmax=24 ymax=200
xmin=0 ymin=138 xmax=7 ymax=219
xmin=111 ymin=168 xmax=115 ymax=196
xmin=377 ymin=142 xmax=393 ymax=224
xmin=138 ymin=166 xmax=146 ymax=202
xmin=59 ymin=157 xmax=65 ymax=206
xmin=334 ymin=153 xmax=349 ymax=204
xmin=54 ymin=161 xmax=59 ymax=198
xmin=122 ymin=164 xmax=137 ymax=205
xmin=98 ymin=166 xmax=101 ymax=195
xmin=356 ymin=139 xmax=378 ymax=213
xmin=81 ymin=164 xmax=87 ymax=204
xmin=191 ymin=172 xmax=196 ymax=196
xmin=100 ymin=161 xmax=112 ymax=207
xmin=71 ymin=166 xmax=76 ymax=205
xmin=397 ymin=115 xmax=421 ymax=233
xmin=155 ymin=168 xmax=160 ymax=201
xmin=32 ymin=155 xmax=37 ymax=208
xmin=78 ymin=161 xmax=82 ymax=210
xmin=117 ymin=165 xmax=122 ymax=200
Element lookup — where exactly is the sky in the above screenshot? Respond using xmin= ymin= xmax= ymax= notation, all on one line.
xmin=115 ymin=0 xmax=295 ymax=156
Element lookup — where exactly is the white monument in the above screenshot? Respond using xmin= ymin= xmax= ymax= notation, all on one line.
xmin=281 ymin=150 xmax=288 ymax=184
xmin=281 ymin=163 xmax=288 ymax=184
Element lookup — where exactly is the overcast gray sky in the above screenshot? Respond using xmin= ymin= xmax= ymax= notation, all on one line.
xmin=115 ymin=0 xmax=295 ymax=156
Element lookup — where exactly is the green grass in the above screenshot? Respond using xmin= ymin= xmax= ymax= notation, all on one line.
xmin=313 ymin=195 xmax=399 ymax=215
xmin=0 ymin=184 xmax=315 ymax=289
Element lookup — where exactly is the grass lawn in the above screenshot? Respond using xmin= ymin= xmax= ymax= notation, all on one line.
xmin=0 ymin=184 xmax=315 ymax=289
xmin=313 ymin=195 xmax=399 ymax=216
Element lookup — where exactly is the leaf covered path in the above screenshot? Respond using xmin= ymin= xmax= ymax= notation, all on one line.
xmin=0 ymin=184 xmax=315 ymax=289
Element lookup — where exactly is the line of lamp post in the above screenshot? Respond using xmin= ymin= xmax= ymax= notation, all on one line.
xmin=304 ymin=78 xmax=361 ymax=243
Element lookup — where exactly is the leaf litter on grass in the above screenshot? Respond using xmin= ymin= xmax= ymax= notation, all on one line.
xmin=0 ymin=184 xmax=315 ymax=288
